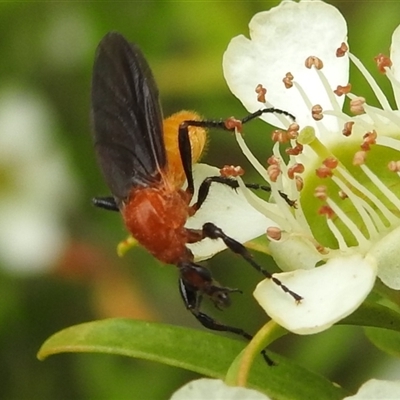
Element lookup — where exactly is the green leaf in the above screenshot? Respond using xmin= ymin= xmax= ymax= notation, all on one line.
xmin=340 ymin=301 xmax=400 ymax=331
xmin=38 ymin=319 xmax=347 ymax=400
xmin=364 ymin=327 xmax=400 ymax=358
xmin=340 ymin=301 xmax=400 ymax=358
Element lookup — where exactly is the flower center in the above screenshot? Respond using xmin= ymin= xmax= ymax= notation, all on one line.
xmin=237 ymin=47 xmax=400 ymax=259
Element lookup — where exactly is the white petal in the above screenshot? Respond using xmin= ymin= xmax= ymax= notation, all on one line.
xmin=343 ymin=379 xmax=400 ymax=400
xmin=253 ymin=253 xmax=377 ymax=334
xmin=268 ymin=233 xmax=323 ymax=272
xmin=390 ymin=24 xmax=400 ymax=108
xmin=369 ymin=226 xmax=400 ymax=290
xmin=170 ymin=379 xmax=271 ymax=400
xmin=185 ymin=164 xmax=274 ymax=261
xmin=223 ymin=0 xmax=348 ymax=131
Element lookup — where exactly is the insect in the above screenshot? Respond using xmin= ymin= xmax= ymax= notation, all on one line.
xmin=91 ymin=32 xmax=301 ymax=363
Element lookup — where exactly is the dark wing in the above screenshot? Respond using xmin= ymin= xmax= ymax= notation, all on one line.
xmin=91 ymin=32 xmax=167 ymax=203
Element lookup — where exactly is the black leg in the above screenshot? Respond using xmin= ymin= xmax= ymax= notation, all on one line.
xmin=192 ymin=176 xmax=296 ymax=212
xmin=178 ymin=122 xmax=195 ymax=196
xmin=202 ymin=222 xmax=303 ymax=303
xmin=241 ymin=108 xmax=295 ymax=124
xmin=180 ymin=108 xmax=296 ymax=135
xmin=178 ymin=276 xmax=275 ymax=366
xmin=92 ymin=196 xmax=119 ymax=211
xmin=192 ymin=176 xmax=239 ymax=212
xmin=178 ymin=108 xmax=296 ymax=197
xmin=244 ymin=183 xmax=297 ymax=208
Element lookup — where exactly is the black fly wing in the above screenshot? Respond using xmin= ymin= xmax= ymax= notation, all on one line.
xmin=91 ymin=32 xmax=167 ymax=203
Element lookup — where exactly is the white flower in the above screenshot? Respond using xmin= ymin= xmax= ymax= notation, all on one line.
xmin=170 ymin=379 xmax=271 ymax=400
xmin=223 ymin=0 xmax=400 ymax=334
xmin=0 ymin=88 xmax=79 ymax=274
xmin=185 ymin=164 xmax=271 ymax=261
xmin=343 ymin=379 xmax=400 ymax=399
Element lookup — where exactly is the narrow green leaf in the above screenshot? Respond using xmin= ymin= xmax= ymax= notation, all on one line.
xmin=341 ymin=301 xmax=400 ymax=358
xmin=38 ymin=319 xmax=347 ymax=400
xmin=341 ymin=301 xmax=400 ymax=331
xmin=364 ymin=327 xmax=400 ymax=358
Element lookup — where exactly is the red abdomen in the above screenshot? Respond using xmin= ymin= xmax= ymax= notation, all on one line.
xmin=122 ymin=185 xmax=192 ymax=264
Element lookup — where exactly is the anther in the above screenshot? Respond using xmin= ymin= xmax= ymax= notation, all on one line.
xmin=353 ymin=150 xmax=367 ymax=166
xmin=323 ymin=157 xmax=338 ymax=169
xmin=336 ymin=42 xmax=349 ymax=57
xmin=220 ymin=165 xmax=245 ymax=178
xmin=374 ymin=53 xmax=392 ymax=74
xmin=286 ymin=143 xmax=303 ymax=156
xmin=225 ymin=117 xmax=242 ymax=132
xmin=283 ymin=72 xmax=294 ymax=89
xmin=316 ymin=165 xmax=333 ymax=179
xmin=287 ymin=163 xmax=305 ymax=180
xmin=305 ymin=56 xmax=324 ymax=70
xmin=295 ymin=175 xmax=304 ymax=192
xmin=267 ymin=164 xmax=281 ymax=182
xmin=338 ymin=190 xmax=348 ymax=199
xmin=318 ymin=205 xmax=335 ymax=219
xmin=271 ymin=129 xmax=289 ymax=143
xmin=287 ymin=123 xmax=300 ymax=138
xmin=350 ymin=97 xmax=366 ymax=115
xmin=316 ymin=243 xmax=328 ymax=254
xmin=312 ymin=104 xmax=323 ymax=121
xmin=266 ymin=226 xmax=282 ymax=241
xmin=334 ymin=83 xmax=352 ymax=96
xmin=388 ymin=160 xmax=400 ymax=172
xmin=361 ymin=130 xmax=377 ymax=151
xmin=314 ymin=185 xmax=328 ymax=201
xmin=363 ymin=130 xmax=377 ymax=145
xmin=267 ymin=155 xmax=280 ymax=166
xmin=342 ymin=121 xmax=354 ymax=137
xmin=255 ymin=84 xmax=267 ymax=103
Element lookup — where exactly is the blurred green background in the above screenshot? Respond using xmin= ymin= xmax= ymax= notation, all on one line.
xmin=1 ymin=1 xmax=400 ymax=399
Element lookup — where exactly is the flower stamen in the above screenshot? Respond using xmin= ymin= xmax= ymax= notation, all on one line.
xmin=360 ymin=164 xmax=400 ymax=211
xmin=267 ymin=226 xmax=282 ymax=241
xmin=312 ymin=104 xmax=324 ymax=120
xmin=342 ymin=121 xmax=354 ymax=136
xmin=283 ymin=72 xmax=294 ymax=89
xmin=305 ymin=56 xmax=324 ymax=69
xmin=334 ymin=83 xmax=352 ymax=96
xmin=388 ymin=160 xmax=400 ymax=173
xmin=326 ymin=218 xmax=348 ymax=251
xmin=313 ymin=67 xmax=343 ymax=113
xmin=337 ymin=166 xmax=397 ymax=224
xmin=314 ymin=185 xmax=328 ymax=201
xmin=325 ymin=196 xmax=370 ymax=248
xmin=336 ymin=42 xmax=349 ymax=57
xmin=374 ymin=53 xmax=392 ymax=74
xmin=220 ymin=165 xmax=245 ymax=177
xmin=348 ymin=52 xmax=392 ymax=111
xmin=287 ymin=163 xmax=304 ymax=179
xmin=330 ymin=175 xmax=379 ymax=239
xmin=349 ymin=96 xmax=366 ymax=115
xmin=255 ymin=83 xmax=267 ymax=103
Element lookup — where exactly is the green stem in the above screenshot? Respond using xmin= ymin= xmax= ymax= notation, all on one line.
xmin=225 ymin=320 xmax=288 ymax=387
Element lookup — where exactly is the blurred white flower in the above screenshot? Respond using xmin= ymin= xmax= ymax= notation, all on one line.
xmin=343 ymin=379 xmax=400 ymax=399
xmin=170 ymin=379 xmax=271 ymax=400
xmin=223 ymin=0 xmax=400 ymax=333
xmin=0 ymin=88 xmax=79 ymax=274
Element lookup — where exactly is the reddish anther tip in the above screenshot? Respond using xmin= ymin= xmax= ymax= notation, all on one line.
xmin=220 ymin=165 xmax=245 ymax=177
xmin=225 ymin=117 xmax=242 ymax=132
xmin=336 ymin=42 xmax=348 ymax=57
xmin=374 ymin=53 xmax=392 ymax=74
